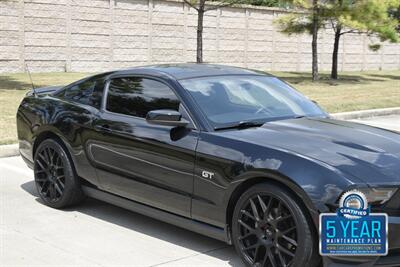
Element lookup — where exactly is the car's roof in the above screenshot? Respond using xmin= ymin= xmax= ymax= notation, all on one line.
xmin=111 ymin=63 xmax=270 ymax=80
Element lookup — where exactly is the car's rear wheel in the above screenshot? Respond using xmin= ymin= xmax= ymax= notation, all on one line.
xmin=34 ymin=139 xmax=84 ymax=209
xmin=232 ymin=183 xmax=315 ymax=267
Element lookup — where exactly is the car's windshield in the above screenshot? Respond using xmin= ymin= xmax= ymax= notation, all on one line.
xmin=179 ymin=75 xmax=326 ymax=129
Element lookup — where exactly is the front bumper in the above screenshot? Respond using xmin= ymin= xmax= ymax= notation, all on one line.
xmin=323 ymin=216 xmax=400 ymax=266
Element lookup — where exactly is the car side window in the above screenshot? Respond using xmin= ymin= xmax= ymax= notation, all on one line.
xmin=106 ymin=77 xmax=180 ymax=118
xmin=63 ymin=80 xmax=96 ymax=105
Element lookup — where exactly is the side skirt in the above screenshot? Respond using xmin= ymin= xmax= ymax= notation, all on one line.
xmin=82 ymin=186 xmax=230 ymax=244
xmin=21 ymin=153 xmax=34 ymax=170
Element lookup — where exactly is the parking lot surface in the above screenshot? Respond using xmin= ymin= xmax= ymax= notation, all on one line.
xmin=351 ymin=115 xmax=400 ymax=132
xmin=0 ymin=156 xmax=241 ymax=266
xmin=1 ymin=115 xmax=399 ymax=266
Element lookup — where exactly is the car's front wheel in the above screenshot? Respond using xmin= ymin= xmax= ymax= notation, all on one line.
xmin=232 ymin=183 xmax=316 ymax=267
xmin=34 ymin=139 xmax=84 ymax=209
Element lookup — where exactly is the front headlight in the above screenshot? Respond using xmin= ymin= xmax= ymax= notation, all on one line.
xmin=359 ymin=187 xmax=398 ymax=206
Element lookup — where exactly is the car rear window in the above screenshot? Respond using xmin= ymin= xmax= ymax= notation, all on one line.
xmin=63 ymin=80 xmax=96 ymax=105
xmin=54 ymin=73 xmax=110 ymax=108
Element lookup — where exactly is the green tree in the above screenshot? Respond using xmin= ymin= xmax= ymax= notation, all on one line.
xmin=325 ymin=0 xmax=400 ymax=79
xmin=184 ymin=0 xmax=243 ymax=63
xmin=388 ymin=4 xmax=400 ymax=32
xmin=276 ymin=0 xmax=399 ymax=80
xmin=275 ymin=0 xmax=323 ymax=81
xmin=249 ymin=0 xmax=285 ymax=7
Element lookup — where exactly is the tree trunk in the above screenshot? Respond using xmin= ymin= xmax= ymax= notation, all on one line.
xmin=311 ymin=0 xmax=319 ymax=81
xmin=196 ymin=5 xmax=204 ymax=63
xmin=331 ymin=26 xmax=342 ymax=80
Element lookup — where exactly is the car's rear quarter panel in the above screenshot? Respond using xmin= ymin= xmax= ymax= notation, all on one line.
xmin=17 ymin=95 xmax=49 ymax=163
xmin=17 ymin=94 xmax=101 ymax=187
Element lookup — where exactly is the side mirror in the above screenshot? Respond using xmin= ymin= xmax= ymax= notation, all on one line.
xmin=146 ymin=109 xmax=189 ymax=127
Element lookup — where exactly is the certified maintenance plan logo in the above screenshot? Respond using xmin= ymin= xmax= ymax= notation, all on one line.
xmin=319 ymin=190 xmax=388 ymax=256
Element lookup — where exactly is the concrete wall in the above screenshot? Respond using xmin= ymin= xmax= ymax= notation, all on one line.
xmin=1 ymin=0 xmax=399 ymax=73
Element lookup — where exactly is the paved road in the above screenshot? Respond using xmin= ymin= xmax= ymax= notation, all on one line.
xmin=351 ymin=115 xmax=400 ymax=132
xmin=1 ymin=115 xmax=399 ymax=266
xmin=0 ymin=156 xmax=242 ymax=267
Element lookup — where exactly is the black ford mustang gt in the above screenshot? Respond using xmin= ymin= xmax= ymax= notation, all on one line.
xmin=17 ymin=64 xmax=400 ymax=267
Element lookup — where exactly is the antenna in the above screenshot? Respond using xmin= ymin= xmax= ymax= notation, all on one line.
xmin=25 ymin=64 xmax=37 ymax=97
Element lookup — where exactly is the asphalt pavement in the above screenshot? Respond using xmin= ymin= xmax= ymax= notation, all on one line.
xmin=1 ymin=115 xmax=399 ymax=266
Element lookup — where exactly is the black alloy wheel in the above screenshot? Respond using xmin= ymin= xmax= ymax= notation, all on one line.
xmin=35 ymin=145 xmax=65 ymax=202
xmin=34 ymin=139 xmax=84 ymax=208
xmin=232 ymin=183 xmax=315 ymax=267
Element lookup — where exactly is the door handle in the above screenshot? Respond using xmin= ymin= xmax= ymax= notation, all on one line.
xmin=94 ymin=124 xmax=111 ymax=132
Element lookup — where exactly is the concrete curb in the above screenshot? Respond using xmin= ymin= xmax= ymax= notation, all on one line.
xmin=331 ymin=107 xmax=400 ymax=120
xmin=0 ymin=144 xmax=19 ymax=158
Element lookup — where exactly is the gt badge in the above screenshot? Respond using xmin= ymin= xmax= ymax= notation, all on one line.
xmin=201 ymin=170 xmax=214 ymax=179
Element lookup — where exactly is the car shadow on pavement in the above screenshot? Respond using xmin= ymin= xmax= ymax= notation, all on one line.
xmin=20 ymin=181 xmax=244 ymax=267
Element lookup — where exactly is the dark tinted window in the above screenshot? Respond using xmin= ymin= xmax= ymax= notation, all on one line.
xmin=63 ymin=79 xmax=96 ymax=105
xmin=106 ymin=77 xmax=180 ymax=118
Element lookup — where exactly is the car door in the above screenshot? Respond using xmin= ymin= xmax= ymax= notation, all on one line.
xmin=87 ymin=76 xmax=198 ymax=218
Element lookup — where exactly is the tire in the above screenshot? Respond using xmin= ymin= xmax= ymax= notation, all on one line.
xmin=232 ymin=183 xmax=316 ymax=267
xmin=33 ymin=138 xmax=85 ymax=209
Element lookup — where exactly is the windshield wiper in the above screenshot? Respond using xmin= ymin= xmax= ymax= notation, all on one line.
xmin=293 ymin=115 xmax=306 ymax=119
xmin=214 ymin=121 xmax=265 ymax=131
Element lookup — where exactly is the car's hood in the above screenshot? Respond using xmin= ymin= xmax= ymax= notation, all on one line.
xmin=220 ymin=117 xmax=400 ymax=186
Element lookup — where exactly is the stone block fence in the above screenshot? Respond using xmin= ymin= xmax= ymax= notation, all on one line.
xmin=0 ymin=0 xmax=399 ymax=73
